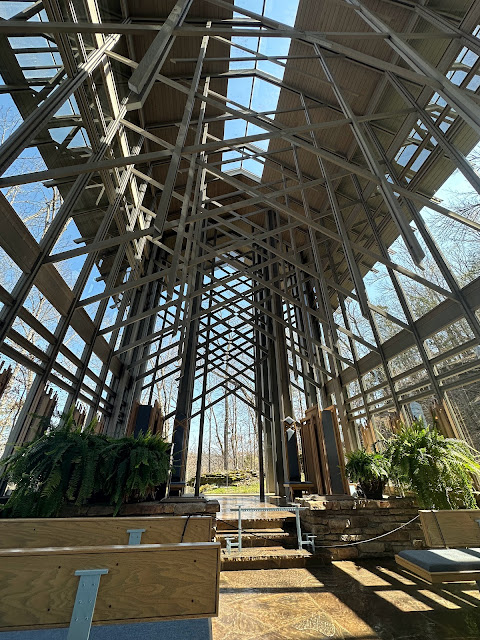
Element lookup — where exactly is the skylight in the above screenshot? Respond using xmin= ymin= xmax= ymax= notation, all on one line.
xmin=222 ymin=0 xmax=300 ymax=178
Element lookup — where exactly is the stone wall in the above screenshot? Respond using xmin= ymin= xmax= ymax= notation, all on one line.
xmin=297 ymin=496 xmax=424 ymax=561
xmin=60 ymin=497 xmax=220 ymax=519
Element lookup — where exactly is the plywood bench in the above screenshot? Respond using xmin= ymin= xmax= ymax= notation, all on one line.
xmin=0 ymin=515 xmax=214 ymax=549
xmin=0 ymin=541 xmax=220 ymax=638
xmin=396 ymin=509 xmax=480 ymax=587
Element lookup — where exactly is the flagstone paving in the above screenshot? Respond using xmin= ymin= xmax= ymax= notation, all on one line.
xmin=213 ymin=560 xmax=480 ymax=639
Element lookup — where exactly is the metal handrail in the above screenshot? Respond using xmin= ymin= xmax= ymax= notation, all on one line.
xmin=224 ymin=504 xmax=315 ymax=554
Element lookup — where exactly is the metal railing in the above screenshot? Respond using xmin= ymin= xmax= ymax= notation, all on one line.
xmin=224 ymin=505 xmax=316 ymax=554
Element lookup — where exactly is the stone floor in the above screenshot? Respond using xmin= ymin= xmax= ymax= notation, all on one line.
xmin=212 ymin=560 xmax=480 ymax=639
xmin=214 ymin=494 xmax=283 ymax=519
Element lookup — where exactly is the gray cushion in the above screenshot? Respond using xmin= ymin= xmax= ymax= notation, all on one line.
xmin=0 ymin=619 xmax=211 ymax=640
xmin=398 ymin=548 xmax=480 ymax=573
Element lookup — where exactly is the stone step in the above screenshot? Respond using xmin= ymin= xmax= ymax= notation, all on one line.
xmin=216 ymin=528 xmax=296 ymax=548
xmin=217 ymin=515 xmax=294 ymax=531
xmin=221 ymin=546 xmax=311 ymax=571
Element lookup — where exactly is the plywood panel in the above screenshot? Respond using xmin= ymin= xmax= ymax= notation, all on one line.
xmin=300 ymin=406 xmax=348 ymax=495
xmin=300 ymin=407 xmax=324 ymax=494
xmin=322 ymin=407 xmax=349 ymax=495
xmin=0 ymin=542 xmax=220 ymax=630
xmin=314 ymin=408 xmax=332 ymax=494
xmin=420 ymin=510 xmax=480 ymax=549
xmin=0 ymin=516 xmax=213 ymax=549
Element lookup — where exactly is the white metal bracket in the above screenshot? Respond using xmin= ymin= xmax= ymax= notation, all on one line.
xmin=127 ymin=528 xmax=146 ymax=545
xmin=67 ymin=568 xmax=109 ymax=640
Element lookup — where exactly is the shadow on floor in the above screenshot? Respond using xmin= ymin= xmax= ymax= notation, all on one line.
xmin=213 ymin=559 xmax=480 ymax=639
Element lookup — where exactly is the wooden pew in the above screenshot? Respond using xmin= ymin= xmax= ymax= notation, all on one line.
xmin=396 ymin=510 xmax=480 ymax=586
xmin=0 ymin=515 xmax=214 ymax=548
xmin=417 ymin=509 xmax=480 ymax=548
xmin=0 ymin=541 xmax=220 ymax=634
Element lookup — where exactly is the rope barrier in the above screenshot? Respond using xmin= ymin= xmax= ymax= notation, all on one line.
xmin=315 ymin=514 xmax=420 ymax=548
xmin=216 ymin=513 xmax=420 ymax=549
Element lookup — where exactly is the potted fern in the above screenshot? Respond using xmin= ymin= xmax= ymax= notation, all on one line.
xmin=1 ymin=411 xmax=108 ymax=518
xmin=99 ymin=432 xmax=171 ymax=515
xmin=345 ymin=449 xmax=390 ymax=499
xmin=385 ymin=419 xmax=480 ymax=510
xmin=1 ymin=410 xmax=171 ymax=518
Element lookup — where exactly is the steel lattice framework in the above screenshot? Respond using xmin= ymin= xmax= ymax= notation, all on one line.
xmin=0 ymin=0 xmax=480 ymax=497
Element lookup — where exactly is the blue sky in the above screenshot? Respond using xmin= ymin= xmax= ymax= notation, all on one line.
xmin=222 ymin=0 xmax=300 ymax=176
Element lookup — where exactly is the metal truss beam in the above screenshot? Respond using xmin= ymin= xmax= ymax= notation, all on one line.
xmin=1 ymin=0 xmax=480 ymax=489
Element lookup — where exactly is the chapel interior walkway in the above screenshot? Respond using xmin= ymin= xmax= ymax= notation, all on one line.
xmin=211 ymin=494 xmax=284 ymax=519
xmin=213 ymin=561 xmax=480 ymax=640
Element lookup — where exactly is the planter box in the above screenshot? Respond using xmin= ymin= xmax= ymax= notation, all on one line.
xmin=0 ymin=512 xmax=217 ymax=548
xmin=59 ymin=497 xmax=220 ymax=518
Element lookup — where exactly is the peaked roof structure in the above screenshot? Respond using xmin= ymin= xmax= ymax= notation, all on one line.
xmin=0 ymin=0 xmax=479 ymax=496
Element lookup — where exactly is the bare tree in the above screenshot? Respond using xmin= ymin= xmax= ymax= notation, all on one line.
xmin=0 ymin=107 xmax=69 ymax=450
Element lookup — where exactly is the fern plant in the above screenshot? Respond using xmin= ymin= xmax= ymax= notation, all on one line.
xmin=345 ymin=449 xmax=390 ymax=499
xmin=99 ymin=432 xmax=171 ymax=515
xmin=385 ymin=419 xmax=480 ymax=509
xmin=1 ymin=409 xmax=172 ymax=518
xmin=1 ymin=409 xmax=107 ymax=518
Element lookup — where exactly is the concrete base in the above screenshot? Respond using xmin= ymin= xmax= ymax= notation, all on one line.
xmin=0 ymin=619 xmax=212 ymax=640
xmin=221 ymin=546 xmax=313 ymax=570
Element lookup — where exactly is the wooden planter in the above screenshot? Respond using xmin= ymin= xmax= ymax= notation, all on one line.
xmin=59 ymin=497 xmax=220 ymax=518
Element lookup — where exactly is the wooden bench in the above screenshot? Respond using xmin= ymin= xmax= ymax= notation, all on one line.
xmin=0 ymin=517 xmax=220 ymax=639
xmin=0 ymin=515 xmax=214 ymax=548
xmin=0 ymin=542 xmax=220 ymax=633
xmin=396 ymin=509 xmax=480 ymax=587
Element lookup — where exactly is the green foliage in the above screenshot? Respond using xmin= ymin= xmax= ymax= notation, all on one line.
xmin=345 ymin=449 xmax=390 ymax=483
xmin=1 ymin=409 xmax=107 ymax=518
xmin=385 ymin=419 xmax=480 ymax=510
xmin=99 ymin=432 xmax=171 ymax=515
xmin=1 ymin=409 xmax=171 ymax=518
xmin=345 ymin=449 xmax=390 ymax=499
xmin=189 ymin=470 xmax=256 ymax=487
xmin=190 ymin=470 xmax=259 ymax=495
xmin=200 ymin=482 xmax=260 ymax=495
